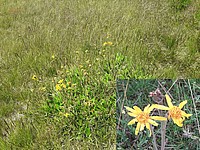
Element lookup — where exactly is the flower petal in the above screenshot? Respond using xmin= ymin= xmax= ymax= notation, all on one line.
xmin=152 ymin=104 xmax=170 ymax=110
xmin=144 ymin=104 xmax=150 ymax=113
xmin=148 ymin=119 xmax=158 ymax=126
xmin=165 ymin=94 xmax=174 ymax=108
xmin=179 ymin=100 xmax=187 ymax=109
xmin=124 ymin=106 xmax=135 ymax=113
xmin=135 ymin=122 xmax=141 ymax=135
xmin=146 ymin=123 xmax=151 ymax=137
xmin=140 ymin=123 xmax=145 ymax=131
xmin=128 ymin=119 xmax=137 ymax=125
xmin=172 ymin=118 xmax=183 ymax=127
xmin=181 ymin=111 xmax=192 ymax=118
xmin=150 ymin=116 xmax=167 ymax=121
xmin=133 ymin=106 xmax=142 ymax=113
xmin=147 ymin=105 xmax=155 ymax=113
xmin=127 ymin=112 xmax=137 ymax=117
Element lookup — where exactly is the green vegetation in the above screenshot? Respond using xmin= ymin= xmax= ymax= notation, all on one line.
xmin=117 ymin=79 xmax=200 ymax=149
xmin=0 ymin=0 xmax=199 ymax=149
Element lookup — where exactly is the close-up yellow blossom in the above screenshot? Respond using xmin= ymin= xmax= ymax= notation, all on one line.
xmin=103 ymin=41 xmax=113 ymax=46
xmin=125 ymin=104 xmax=167 ymax=136
xmin=152 ymin=94 xmax=192 ymax=127
xmin=56 ymin=79 xmax=66 ymax=91
xmin=64 ymin=113 xmax=70 ymax=118
xmin=32 ymin=75 xmax=38 ymax=80
xmin=56 ymin=84 xmax=62 ymax=91
xmin=51 ymin=54 xmax=55 ymax=59
xmin=61 ymin=83 xmax=66 ymax=89
xmin=58 ymin=79 xmax=64 ymax=84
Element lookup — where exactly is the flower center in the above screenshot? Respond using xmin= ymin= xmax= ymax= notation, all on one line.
xmin=137 ymin=112 xmax=149 ymax=123
xmin=169 ymin=106 xmax=182 ymax=119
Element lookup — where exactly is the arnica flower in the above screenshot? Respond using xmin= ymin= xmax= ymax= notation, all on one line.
xmin=125 ymin=104 xmax=167 ymax=136
xmin=56 ymin=84 xmax=62 ymax=91
xmin=51 ymin=54 xmax=55 ymax=59
xmin=59 ymin=112 xmax=70 ymax=118
xmin=32 ymin=75 xmax=38 ymax=81
xmin=103 ymin=41 xmax=113 ymax=46
xmin=58 ymin=79 xmax=64 ymax=84
xmin=152 ymin=94 xmax=192 ymax=127
xmin=64 ymin=113 xmax=70 ymax=118
xmin=56 ymin=79 xmax=66 ymax=91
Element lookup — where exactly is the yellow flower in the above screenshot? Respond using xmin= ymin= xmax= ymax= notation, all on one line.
xmin=59 ymin=112 xmax=70 ymax=118
xmin=58 ymin=79 xmax=64 ymax=84
xmin=125 ymin=104 xmax=167 ymax=136
xmin=103 ymin=41 xmax=113 ymax=46
xmin=39 ymin=87 xmax=46 ymax=91
xmin=152 ymin=94 xmax=192 ymax=127
xmin=32 ymin=75 xmax=38 ymax=80
xmin=52 ymin=55 xmax=55 ymax=59
xmin=56 ymin=84 xmax=62 ymax=91
xmin=56 ymin=79 xmax=66 ymax=90
xmin=61 ymin=83 xmax=66 ymax=89
xmin=64 ymin=113 xmax=70 ymax=118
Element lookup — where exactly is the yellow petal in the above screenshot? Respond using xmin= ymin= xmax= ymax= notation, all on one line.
xmin=146 ymin=123 xmax=151 ymax=137
xmin=127 ymin=112 xmax=137 ymax=117
xmin=128 ymin=119 xmax=137 ymax=125
xmin=150 ymin=116 xmax=167 ymax=121
xmin=144 ymin=104 xmax=150 ymax=113
xmin=140 ymin=123 xmax=145 ymax=131
xmin=133 ymin=106 xmax=142 ymax=113
xmin=58 ymin=79 xmax=64 ymax=84
xmin=172 ymin=118 xmax=183 ymax=127
xmin=165 ymin=94 xmax=174 ymax=108
xmin=62 ymin=84 xmax=66 ymax=88
xmin=181 ymin=111 xmax=192 ymax=118
xmin=179 ymin=100 xmax=187 ymax=109
xmin=124 ymin=106 xmax=135 ymax=113
xmin=148 ymin=119 xmax=158 ymax=126
xmin=135 ymin=122 xmax=141 ymax=135
xmin=56 ymin=84 xmax=61 ymax=91
xmin=152 ymin=104 xmax=170 ymax=110
xmin=64 ymin=113 xmax=70 ymax=118
xmin=147 ymin=105 xmax=155 ymax=113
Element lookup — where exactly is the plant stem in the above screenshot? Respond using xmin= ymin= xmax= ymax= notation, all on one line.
xmin=161 ymin=120 xmax=167 ymax=150
xmin=150 ymin=125 xmax=158 ymax=150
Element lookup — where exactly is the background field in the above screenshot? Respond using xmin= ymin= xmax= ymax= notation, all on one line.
xmin=0 ymin=0 xmax=200 ymax=149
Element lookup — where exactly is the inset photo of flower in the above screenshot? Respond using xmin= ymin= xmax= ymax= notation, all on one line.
xmin=116 ymin=79 xmax=200 ymax=150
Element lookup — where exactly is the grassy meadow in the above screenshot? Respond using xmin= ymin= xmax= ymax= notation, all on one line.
xmin=0 ymin=0 xmax=200 ymax=149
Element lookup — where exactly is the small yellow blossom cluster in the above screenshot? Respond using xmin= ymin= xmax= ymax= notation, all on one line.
xmin=103 ymin=41 xmax=113 ymax=46
xmin=59 ymin=112 xmax=70 ymax=118
xmin=32 ymin=75 xmax=38 ymax=81
xmin=51 ymin=54 xmax=55 ymax=59
xmin=56 ymin=79 xmax=66 ymax=91
xmin=125 ymin=94 xmax=192 ymax=136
